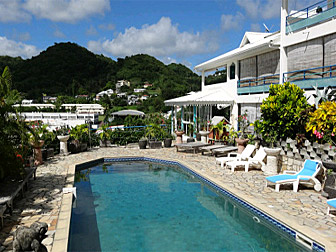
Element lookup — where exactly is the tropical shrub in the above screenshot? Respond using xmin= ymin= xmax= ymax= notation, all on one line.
xmin=254 ymin=82 xmax=310 ymax=141
xmin=306 ymin=101 xmax=336 ymax=145
xmin=0 ymin=66 xmax=28 ymax=179
xmin=70 ymin=124 xmax=89 ymax=143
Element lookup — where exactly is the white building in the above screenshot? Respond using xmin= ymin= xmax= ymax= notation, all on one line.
xmin=22 ymin=99 xmax=33 ymax=105
xmin=165 ymin=0 xmax=336 ymax=134
xmin=95 ymin=89 xmax=114 ymax=100
xmin=61 ymin=104 xmax=104 ymax=114
xmin=117 ymin=92 xmax=127 ymax=98
xmin=127 ymin=95 xmax=139 ymax=105
xmin=116 ymin=80 xmax=130 ymax=92
xmin=13 ymin=103 xmax=56 ymax=109
xmin=140 ymin=95 xmax=149 ymax=101
xmin=134 ymin=88 xmax=146 ymax=93
xmin=20 ymin=112 xmax=99 ymax=130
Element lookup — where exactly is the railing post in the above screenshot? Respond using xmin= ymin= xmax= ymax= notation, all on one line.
xmin=330 ymin=66 xmax=332 ymax=78
xmin=303 ymin=70 xmax=306 ymax=80
xmin=307 ymin=7 xmax=308 ymax=18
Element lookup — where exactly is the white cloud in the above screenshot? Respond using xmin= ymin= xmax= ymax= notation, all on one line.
xmin=0 ymin=36 xmax=40 ymax=58
xmin=236 ymin=0 xmax=318 ymax=20
xmin=86 ymin=25 xmax=98 ymax=36
xmin=23 ymin=0 xmax=110 ymax=23
xmin=99 ymin=23 xmax=115 ymax=31
xmin=251 ymin=23 xmax=261 ymax=32
xmin=53 ymin=28 xmax=66 ymax=38
xmin=236 ymin=0 xmax=280 ymax=19
xmin=88 ymin=17 xmax=218 ymax=58
xmin=221 ymin=12 xmax=244 ymax=31
xmin=11 ymin=30 xmax=31 ymax=41
xmin=160 ymin=56 xmax=177 ymax=65
xmin=0 ymin=0 xmax=31 ymax=23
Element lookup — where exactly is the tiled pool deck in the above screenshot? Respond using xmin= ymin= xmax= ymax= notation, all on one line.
xmin=1 ymin=146 xmax=336 ymax=251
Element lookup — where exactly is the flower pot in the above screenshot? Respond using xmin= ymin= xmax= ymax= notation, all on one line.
xmin=149 ymin=140 xmax=162 ymax=149
xmin=322 ymin=161 xmax=336 ymax=172
xmin=57 ymin=135 xmax=69 ymax=155
xmin=235 ymin=138 xmax=249 ymax=154
xmin=139 ymin=139 xmax=147 ymax=149
xmin=30 ymin=140 xmax=44 ymax=166
xmin=175 ymin=131 xmax=184 ymax=144
xmin=263 ymin=147 xmax=282 ymax=175
xmin=164 ymin=138 xmax=172 ymax=148
xmin=69 ymin=140 xmax=81 ymax=154
xmin=199 ymin=131 xmax=210 ymax=144
xmin=99 ymin=140 xmax=111 ymax=147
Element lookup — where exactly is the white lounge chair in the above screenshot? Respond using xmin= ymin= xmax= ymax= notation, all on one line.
xmin=327 ymin=199 xmax=336 ymax=215
xmin=265 ymin=159 xmax=322 ymax=192
xmin=226 ymin=146 xmax=266 ymax=173
xmin=215 ymin=144 xmax=256 ymax=168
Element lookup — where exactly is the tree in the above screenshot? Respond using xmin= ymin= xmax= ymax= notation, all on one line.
xmin=254 ymin=82 xmax=310 ymax=141
xmin=0 ymin=66 xmax=28 ymax=179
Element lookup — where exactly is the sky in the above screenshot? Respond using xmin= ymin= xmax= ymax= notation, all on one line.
xmin=0 ymin=0 xmax=316 ymax=70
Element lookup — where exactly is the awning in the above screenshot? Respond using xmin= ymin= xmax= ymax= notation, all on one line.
xmin=111 ymin=110 xmax=145 ymax=116
xmin=164 ymin=89 xmax=234 ymax=106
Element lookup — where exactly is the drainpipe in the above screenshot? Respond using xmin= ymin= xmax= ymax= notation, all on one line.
xmin=280 ymin=0 xmax=288 ymax=84
xmin=181 ymin=106 xmax=184 ymax=131
xmin=193 ymin=106 xmax=197 ymax=138
xmin=171 ymin=106 xmax=174 ymax=135
xmin=201 ymin=70 xmax=205 ymax=90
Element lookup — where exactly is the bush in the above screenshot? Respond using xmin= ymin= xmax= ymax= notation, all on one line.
xmin=306 ymin=101 xmax=336 ymax=145
xmin=254 ymin=82 xmax=310 ymax=141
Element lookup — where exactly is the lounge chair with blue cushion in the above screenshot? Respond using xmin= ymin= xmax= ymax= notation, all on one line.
xmin=265 ymin=159 xmax=322 ymax=192
xmin=327 ymin=199 xmax=336 ymax=215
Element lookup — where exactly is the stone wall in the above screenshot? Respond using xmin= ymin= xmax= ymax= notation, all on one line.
xmin=274 ymin=138 xmax=335 ymax=172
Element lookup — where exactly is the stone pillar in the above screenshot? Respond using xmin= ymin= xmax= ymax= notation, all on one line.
xmin=57 ymin=135 xmax=70 ymax=155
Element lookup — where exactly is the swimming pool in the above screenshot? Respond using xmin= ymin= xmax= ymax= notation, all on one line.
xmin=68 ymin=158 xmax=317 ymax=252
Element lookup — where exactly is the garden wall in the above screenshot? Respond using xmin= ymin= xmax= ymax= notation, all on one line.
xmin=274 ymin=138 xmax=335 ymax=172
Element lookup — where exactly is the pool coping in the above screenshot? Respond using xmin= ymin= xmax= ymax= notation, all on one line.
xmin=51 ymin=155 xmax=336 ymax=252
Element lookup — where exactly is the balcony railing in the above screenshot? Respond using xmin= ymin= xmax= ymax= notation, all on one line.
xmin=283 ymin=64 xmax=336 ymax=89
xmin=286 ymin=0 xmax=336 ymax=34
xmin=237 ymin=74 xmax=280 ymax=95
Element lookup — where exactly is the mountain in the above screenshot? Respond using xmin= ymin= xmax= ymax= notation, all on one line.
xmin=0 ymin=42 xmax=200 ymax=102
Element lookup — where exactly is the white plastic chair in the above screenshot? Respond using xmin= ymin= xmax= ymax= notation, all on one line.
xmin=215 ymin=144 xmax=256 ymax=168
xmin=226 ymin=146 xmax=266 ymax=172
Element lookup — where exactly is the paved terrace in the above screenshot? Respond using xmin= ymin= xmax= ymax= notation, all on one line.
xmin=1 ymin=147 xmax=336 ymax=251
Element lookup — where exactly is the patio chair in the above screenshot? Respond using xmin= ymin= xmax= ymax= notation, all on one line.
xmin=215 ymin=144 xmax=256 ymax=168
xmin=226 ymin=146 xmax=266 ymax=173
xmin=327 ymin=199 xmax=336 ymax=215
xmin=265 ymin=159 xmax=322 ymax=192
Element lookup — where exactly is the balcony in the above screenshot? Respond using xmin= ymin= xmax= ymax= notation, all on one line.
xmin=283 ymin=64 xmax=336 ymax=89
xmin=286 ymin=0 xmax=336 ymax=34
xmin=237 ymin=74 xmax=280 ymax=95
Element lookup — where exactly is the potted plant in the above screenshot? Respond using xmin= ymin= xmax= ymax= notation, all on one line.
xmin=146 ymin=123 xmax=163 ymax=149
xmin=199 ymin=120 xmax=210 ymax=143
xmin=235 ymin=112 xmax=249 ymax=153
xmin=27 ymin=121 xmax=48 ymax=165
xmin=69 ymin=124 xmax=89 ymax=153
xmin=99 ymin=125 xmax=111 ymax=147
xmin=263 ymin=130 xmax=282 ymax=175
xmin=163 ymin=130 xmax=174 ymax=148
xmin=138 ymin=136 xmax=148 ymax=149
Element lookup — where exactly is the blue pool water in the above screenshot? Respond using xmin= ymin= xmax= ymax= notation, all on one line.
xmin=68 ymin=161 xmax=309 ymax=252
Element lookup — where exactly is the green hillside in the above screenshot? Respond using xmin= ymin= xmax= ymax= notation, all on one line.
xmin=0 ymin=42 xmax=201 ymax=106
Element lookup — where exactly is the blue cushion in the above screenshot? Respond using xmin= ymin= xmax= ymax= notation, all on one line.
xmin=297 ymin=160 xmax=319 ymax=177
xmin=266 ymin=174 xmax=297 ymax=183
xmin=327 ymin=199 xmax=336 ymax=209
